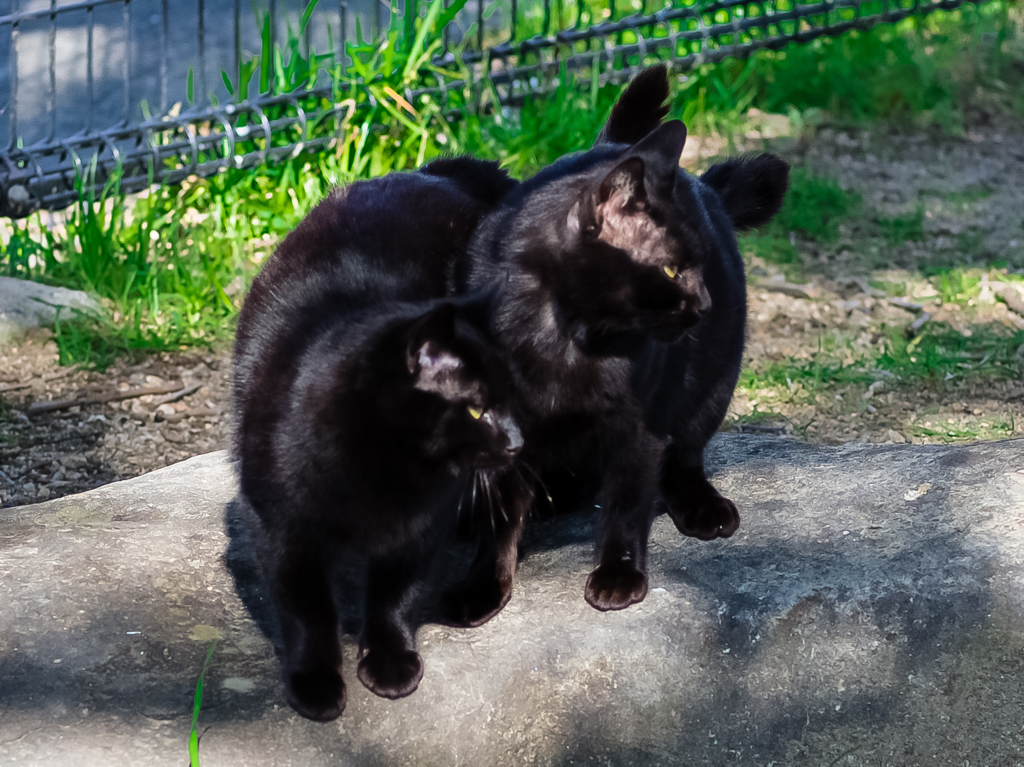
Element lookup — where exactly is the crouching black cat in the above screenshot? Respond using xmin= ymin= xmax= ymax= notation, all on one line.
xmin=452 ymin=65 xmax=789 ymax=617
xmin=232 ymin=161 xmax=522 ymax=722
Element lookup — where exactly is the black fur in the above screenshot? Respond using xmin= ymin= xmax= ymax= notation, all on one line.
xmin=459 ymin=66 xmax=789 ymax=614
xmin=700 ymin=154 xmax=791 ymax=231
xmin=231 ymin=160 xmax=523 ymax=722
xmin=421 ymin=155 xmax=520 ymax=206
xmin=595 ymin=64 xmax=672 ymax=146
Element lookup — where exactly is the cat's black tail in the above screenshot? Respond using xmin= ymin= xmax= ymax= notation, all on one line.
xmin=595 ymin=64 xmax=671 ymax=147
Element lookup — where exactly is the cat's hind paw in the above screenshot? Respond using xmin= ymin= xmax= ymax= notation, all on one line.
xmin=585 ymin=560 xmax=648 ymax=611
xmin=667 ymin=494 xmax=740 ymax=541
xmin=357 ymin=649 xmax=424 ymax=700
xmin=285 ymin=667 xmax=346 ymax=722
xmin=438 ymin=576 xmax=512 ymax=628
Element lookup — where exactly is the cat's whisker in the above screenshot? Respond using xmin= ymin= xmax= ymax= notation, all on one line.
xmin=511 ymin=466 xmax=535 ymax=505
xmin=511 ymin=464 xmax=544 ymax=523
xmin=481 ymin=473 xmax=497 ymax=536
xmin=488 ymin=472 xmax=510 ymax=524
xmin=518 ymin=462 xmax=550 ymax=505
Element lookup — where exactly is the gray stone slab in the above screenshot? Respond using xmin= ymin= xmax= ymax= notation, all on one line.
xmin=2 ymin=435 xmax=1024 ymax=765
xmin=0 ymin=276 xmax=101 ymax=342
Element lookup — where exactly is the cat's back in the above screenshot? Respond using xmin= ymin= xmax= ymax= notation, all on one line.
xmin=234 ymin=165 xmax=513 ymax=391
xmin=242 ymin=172 xmax=483 ymax=326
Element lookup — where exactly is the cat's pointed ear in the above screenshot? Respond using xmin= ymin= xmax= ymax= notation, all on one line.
xmin=627 ymin=119 xmax=686 ymax=184
xmin=598 ymin=156 xmax=647 ymax=209
xmin=406 ymin=303 xmax=461 ymax=378
xmin=595 ymin=65 xmax=671 ymax=146
xmin=701 ymin=153 xmax=790 ymax=231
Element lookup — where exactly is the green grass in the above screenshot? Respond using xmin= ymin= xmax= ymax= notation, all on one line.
xmin=189 ymin=641 xmax=216 ymax=767
xmin=740 ymin=168 xmax=863 ymax=266
xmin=878 ymin=206 xmax=926 ymax=247
xmin=0 ymin=0 xmax=1021 ymax=366
xmin=469 ymin=65 xmax=628 ymax=179
xmin=678 ymin=0 xmax=1023 ymax=133
xmin=739 ymin=322 xmax=1024 ymax=407
xmin=907 ymin=410 xmax=1017 ymax=441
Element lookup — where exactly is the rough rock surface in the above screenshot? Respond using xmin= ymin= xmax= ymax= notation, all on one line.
xmin=0 ymin=276 xmax=100 ymax=343
xmin=2 ymin=434 xmax=1023 ymax=765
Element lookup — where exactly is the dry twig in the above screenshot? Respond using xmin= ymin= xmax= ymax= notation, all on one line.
xmin=151 ymin=382 xmax=203 ymax=407
xmin=908 ymin=312 xmax=932 ymax=336
xmin=28 ymin=382 xmax=185 ymax=415
xmin=160 ymin=407 xmax=220 ymax=424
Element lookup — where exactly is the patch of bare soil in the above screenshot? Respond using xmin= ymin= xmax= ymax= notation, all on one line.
xmin=0 ymin=331 xmax=231 ymax=508
xmin=723 ymin=117 xmax=1024 ymax=445
xmin=731 ymin=283 xmax=1024 ymax=445
xmin=801 ymin=122 xmax=1024 ymax=273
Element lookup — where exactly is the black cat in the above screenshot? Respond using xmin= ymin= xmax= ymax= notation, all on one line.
xmin=232 ymin=161 xmax=522 ymax=722
xmin=445 ymin=65 xmax=790 ymax=619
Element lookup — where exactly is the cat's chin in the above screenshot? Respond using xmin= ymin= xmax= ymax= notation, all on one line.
xmin=457 ymin=456 xmax=516 ymax=474
xmin=650 ymin=320 xmax=700 ymax=345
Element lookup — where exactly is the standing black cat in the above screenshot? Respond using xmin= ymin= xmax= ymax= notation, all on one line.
xmin=232 ymin=161 xmax=522 ymax=722
xmin=442 ymin=66 xmax=790 ymax=622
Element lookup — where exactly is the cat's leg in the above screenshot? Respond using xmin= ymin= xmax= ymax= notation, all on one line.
xmin=439 ymin=472 xmax=531 ymax=628
xmin=270 ymin=538 xmax=346 ymax=721
xmin=584 ymin=428 xmax=661 ymax=611
xmin=660 ymin=442 xmax=739 ymax=540
xmin=356 ymin=547 xmax=429 ymax=699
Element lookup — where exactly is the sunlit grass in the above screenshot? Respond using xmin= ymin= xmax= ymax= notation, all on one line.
xmin=737 ymin=321 xmax=1024 ymax=431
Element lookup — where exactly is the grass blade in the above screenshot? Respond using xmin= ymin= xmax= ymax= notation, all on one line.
xmin=402 ymin=0 xmax=447 ymax=81
xmin=188 ymin=640 xmax=216 ymax=767
xmin=300 ymin=0 xmax=321 ymax=34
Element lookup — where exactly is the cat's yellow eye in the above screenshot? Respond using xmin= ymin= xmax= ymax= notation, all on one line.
xmin=467 ymin=405 xmax=484 ymax=420
xmin=662 ymin=265 xmax=679 ymax=279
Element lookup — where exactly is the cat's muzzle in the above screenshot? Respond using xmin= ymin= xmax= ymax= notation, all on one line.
xmin=471 ymin=410 xmax=523 ymax=469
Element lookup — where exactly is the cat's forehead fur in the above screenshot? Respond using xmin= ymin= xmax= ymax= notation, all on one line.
xmin=595 ymin=191 xmax=677 ymax=268
xmin=565 ymin=158 xmax=707 ymax=269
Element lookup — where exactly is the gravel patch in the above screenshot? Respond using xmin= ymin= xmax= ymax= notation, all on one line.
xmin=0 ymin=331 xmax=231 ymax=508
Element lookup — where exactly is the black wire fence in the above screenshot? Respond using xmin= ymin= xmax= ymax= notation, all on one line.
xmin=0 ymin=0 xmax=975 ymax=218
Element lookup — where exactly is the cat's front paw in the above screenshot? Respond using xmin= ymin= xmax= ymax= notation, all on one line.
xmin=585 ymin=560 xmax=648 ymax=611
xmin=357 ymin=648 xmax=424 ymax=699
xmin=285 ymin=667 xmax=346 ymax=722
xmin=667 ymin=494 xmax=740 ymax=541
xmin=438 ymin=576 xmax=512 ymax=628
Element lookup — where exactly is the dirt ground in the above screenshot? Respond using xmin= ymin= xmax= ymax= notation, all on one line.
xmin=2 ymin=121 xmax=1023 ymax=509
xmin=0 ymin=337 xmax=232 ymax=507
